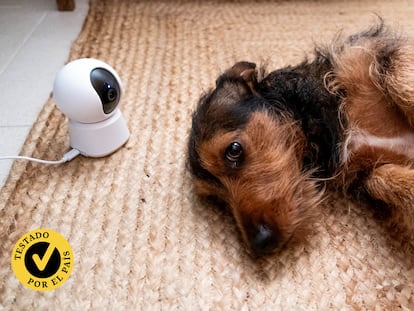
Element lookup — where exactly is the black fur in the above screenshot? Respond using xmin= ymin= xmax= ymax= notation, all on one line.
xmin=257 ymin=53 xmax=344 ymax=177
xmin=188 ymin=52 xmax=343 ymax=181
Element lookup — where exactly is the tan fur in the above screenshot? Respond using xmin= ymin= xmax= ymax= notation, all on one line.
xmin=330 ymin=29 xmax=414 ymax=239
xmin=190 ymin=25 xmax=414 ymax=255
xmin=331 ymin=39 xmax=411 ymax=138
xmin=365 ymin=164 xmax=414 ymax=231
xmin=385 ymin=42 xmax=414 ymax=126
xmin=196 ymin=111 xmax=322 ymax=249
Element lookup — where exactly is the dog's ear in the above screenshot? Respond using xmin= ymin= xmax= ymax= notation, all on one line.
xmin=218 ymin=61 xmax=258 ymax=92
xmin=209 ymin=62 xmax=258 ymax=108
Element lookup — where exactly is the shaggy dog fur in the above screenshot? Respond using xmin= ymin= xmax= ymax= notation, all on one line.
xmin=188 ymin=21 xmax=414 ymax=256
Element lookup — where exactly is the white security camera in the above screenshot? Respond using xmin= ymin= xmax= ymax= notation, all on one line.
xmin=53 ymin=58 xmax=130 ymax=157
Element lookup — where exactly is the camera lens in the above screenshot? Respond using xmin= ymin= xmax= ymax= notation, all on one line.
xmin=90 ymin=68 xmax=121 ymax=114
xmin=105 ymin=83 xmax=118 ymax=102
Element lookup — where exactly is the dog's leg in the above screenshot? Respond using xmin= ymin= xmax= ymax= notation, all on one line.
xmin=384 ymin=43 xmax=414 ymax=126
xmin=364 ymin=163 xmax=414 ymax=231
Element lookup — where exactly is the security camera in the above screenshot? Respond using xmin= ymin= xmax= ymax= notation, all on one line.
xmin=53 ymin=58 xmax=130 ymax=157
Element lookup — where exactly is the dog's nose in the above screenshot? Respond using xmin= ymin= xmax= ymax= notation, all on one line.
xmin=249 ymin=224 xmax=279 ymax=256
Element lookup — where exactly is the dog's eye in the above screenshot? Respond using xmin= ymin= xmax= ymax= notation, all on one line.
xmin=225 ymin=142 xmax=243 ymax=164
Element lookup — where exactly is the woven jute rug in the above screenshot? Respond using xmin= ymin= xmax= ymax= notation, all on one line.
xmin=1 ymin=0 xmax=414 ymax=309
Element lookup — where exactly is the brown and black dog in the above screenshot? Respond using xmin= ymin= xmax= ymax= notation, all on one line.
xmin=188 ymin=22 xmax=414 ymax=256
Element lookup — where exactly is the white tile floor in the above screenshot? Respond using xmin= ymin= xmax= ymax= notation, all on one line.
xmin=0 ymin=0 xmax=88 ymax=188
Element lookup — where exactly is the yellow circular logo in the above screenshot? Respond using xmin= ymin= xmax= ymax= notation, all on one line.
xmin=11 ymin=228 xmax=74 ymax=291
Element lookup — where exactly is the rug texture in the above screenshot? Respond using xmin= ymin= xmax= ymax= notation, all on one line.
xmin=1 ymin=0 xmax=414 ymax=309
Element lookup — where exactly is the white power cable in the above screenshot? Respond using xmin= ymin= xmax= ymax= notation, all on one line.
xmin=0 ymin=149 xmax=81 ymax=165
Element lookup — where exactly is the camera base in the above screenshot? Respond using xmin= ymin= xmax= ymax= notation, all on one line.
xmin=68 ymin=109 xmax=130 ymax=157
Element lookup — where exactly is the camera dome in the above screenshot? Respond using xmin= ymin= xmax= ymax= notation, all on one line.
xmin=53 ymin=58 xmax=123 ymax=124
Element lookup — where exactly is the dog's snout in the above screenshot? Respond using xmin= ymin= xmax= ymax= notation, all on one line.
xmin=249 ymin=224 xmax=279 ymax=256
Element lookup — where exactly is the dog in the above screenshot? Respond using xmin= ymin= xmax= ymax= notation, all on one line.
xmin=187 ymin=21 xmax=414 ymax=256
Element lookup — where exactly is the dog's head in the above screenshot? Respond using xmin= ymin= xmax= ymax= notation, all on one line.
xmin=188 ymin=62 xmax=322 ymax=256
